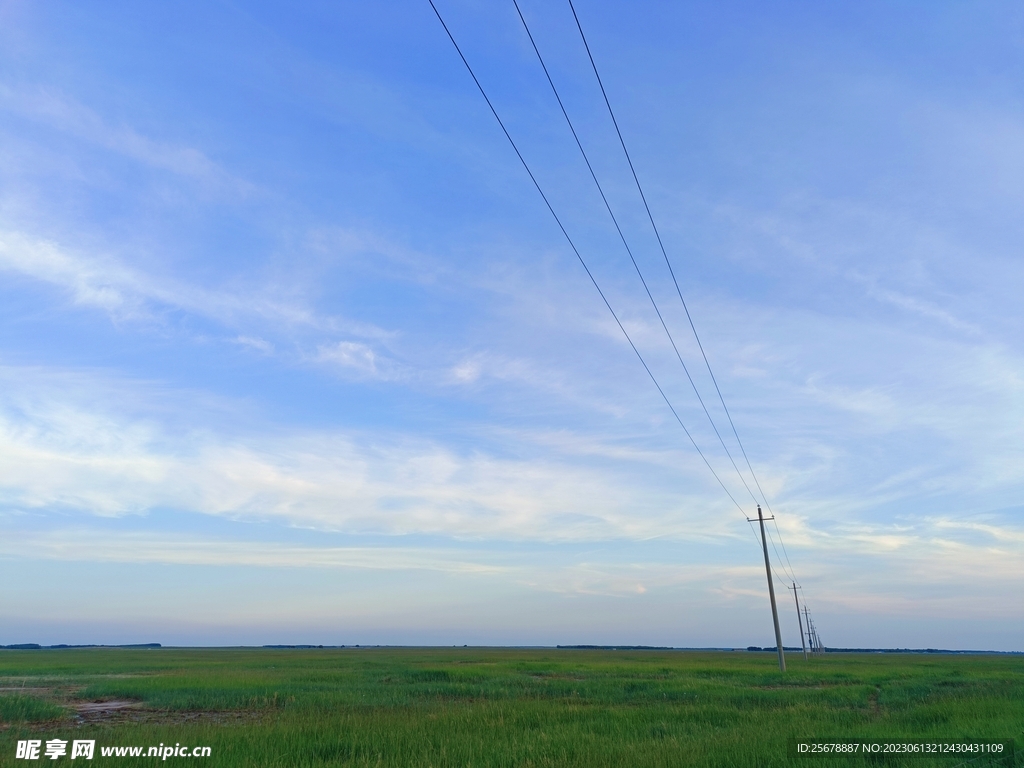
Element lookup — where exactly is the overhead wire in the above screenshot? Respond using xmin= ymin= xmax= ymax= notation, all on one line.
xmin=427 ymin=0 xmax=750 ymax=521
xmin=771 ymin=517 xmax=799 ymax=584
xmin=566 ymin=0 xmax=802 ymax=585
xmin=429 ymin=0 xmax=793 ymax=585
xmin=510 ymin=0 xmax=796 ymax=584
xmin=747 ymin=519 xmax=792 ymax=587
xmin=510 ymin=0 xmax=763 ymax=511
xmin=423 ymin=0 xmax=798 ymax=602
xmin=767 ymin=522 xmax=798 ymax=584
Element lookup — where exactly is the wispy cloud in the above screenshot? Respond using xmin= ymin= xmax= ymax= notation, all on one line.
xmin=0 ymin=228 xmax=398 ymax=362
xmin=0 ymin=83 xmax=255 ymax=196
xmin=0 ymin=530 xmax=509 ymax=573
xmin=849 ymin=272 xmax=981 ymax=335
xmin=0 ymin=229 xmax=137 ymax=313
xmin=0 ymin=365 xmax=737 ymax=541
xmin=232 ymin=335 xmax=274 ymax=354
xmin=0 ymin=528 xmax=777 ymax=601
xmin=315 ymin=340 xmax=398 ymax=380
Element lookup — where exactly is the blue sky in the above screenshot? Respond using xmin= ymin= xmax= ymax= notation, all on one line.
xmin=1 ymin=0 xmax=1022 ymax=650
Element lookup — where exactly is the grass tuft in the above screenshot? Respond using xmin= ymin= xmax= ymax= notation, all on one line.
xmin=0 ymin=693 xmax=67 ymax=723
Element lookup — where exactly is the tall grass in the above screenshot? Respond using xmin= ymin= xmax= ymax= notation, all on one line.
xmin=0 ymin=648 xmax=1019 ymax=766
xmin=0 ymin=693 xmax=66 ymax=724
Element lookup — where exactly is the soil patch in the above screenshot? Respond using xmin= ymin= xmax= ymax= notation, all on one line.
xmin=71 ymin=701 xmax=263 ymax=727
xmin=73 ymin=700 xmax=142 ymax=715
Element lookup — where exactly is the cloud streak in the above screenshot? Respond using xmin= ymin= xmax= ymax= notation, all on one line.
xmin=0 ymin=83 xmax=254 ymax=195
xmin=0 ymin=365 xmax=739 ymax=542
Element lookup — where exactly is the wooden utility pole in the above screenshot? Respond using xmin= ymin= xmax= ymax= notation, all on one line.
xmin=788 ymin=582 xmax=807 ymax=661
xmin=750 ymin=505 xmax=785 ymax=672
xmin=803 ymin=606 xmax=815 ymax=653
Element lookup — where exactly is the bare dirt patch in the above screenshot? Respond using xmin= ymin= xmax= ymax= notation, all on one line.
xmin=73 ymin=700 xmax=143 ymax=716
xmin=71 ymin=704 xmax=263 ymax=727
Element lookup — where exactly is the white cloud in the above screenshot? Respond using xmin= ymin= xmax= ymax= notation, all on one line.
xmin=850 ymin=272 xmax=981 ymax=335
xmin=0 ymin=229 xmax=137 ymax=313
xmin=0 ymin=83 xmax=255 ymax=196
xmin=0 ymin=366 xmax=737 ymax=541
xmin=932 ymin=519 xmax=1024 ymax=544
xmin=232 ymin=335 xmax=274 ymax=354
xmin=315 ymin=340 xmax=391 ymax=378
xmin=0 ymin=520 xmax=798 ymax=601
xmin=0 ymin=530 xmax=508 ymax=573
xmin=0 ymin=227 xmax=400 ymax=350
xmin=451 ymin=358 xmax=482 ymax=383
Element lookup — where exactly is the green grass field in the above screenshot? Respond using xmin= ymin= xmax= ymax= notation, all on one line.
xmin=0 ymin=648 xmax=1019 ymax=767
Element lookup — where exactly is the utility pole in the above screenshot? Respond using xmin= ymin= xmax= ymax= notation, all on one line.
xmin=803 ymin=606 xmax=814 ymax=653
xmin=750 ymin=504 xmax=785 ymax=672
xmin=805 ymin=611 xmax=823 ymax=655
xmin=788 ymin=582 xmax=807 ymax=661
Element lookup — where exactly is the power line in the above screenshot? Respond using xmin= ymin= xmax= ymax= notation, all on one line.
xmin=771 ymin=516 xmax=798 ymax=584
xmin=429 ymin=0 xmax=811 ymax=648
xmin=566 ymin=0 xmax=770 ymax=504
xmin=566 ymin=0 xmax=801 ymax=582
xmin=768 ymin=518 xmax=797 ymax=583
xmin=765 ymin=522 xmax=796 ymax=584
xmin=427 ymin=0 xmax=748 ymax=518
xmin=747 ymin=519 xmax=791 ymax=586
xmin=510 ymin=0 xmax=763 ymax=512
xmin=512 ymin=0 xmax=799 ymax=586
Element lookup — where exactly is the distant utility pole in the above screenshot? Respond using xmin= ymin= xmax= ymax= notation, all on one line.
xmin=804 ymin=610 xmax=824 ymax=655
xmin=750 ymin=504 xmax=785 ymax=672
xmin=803 ymin=606 xmax=815 ymax=654
xmin=788 ymin=582 xmax=807 ymax=661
